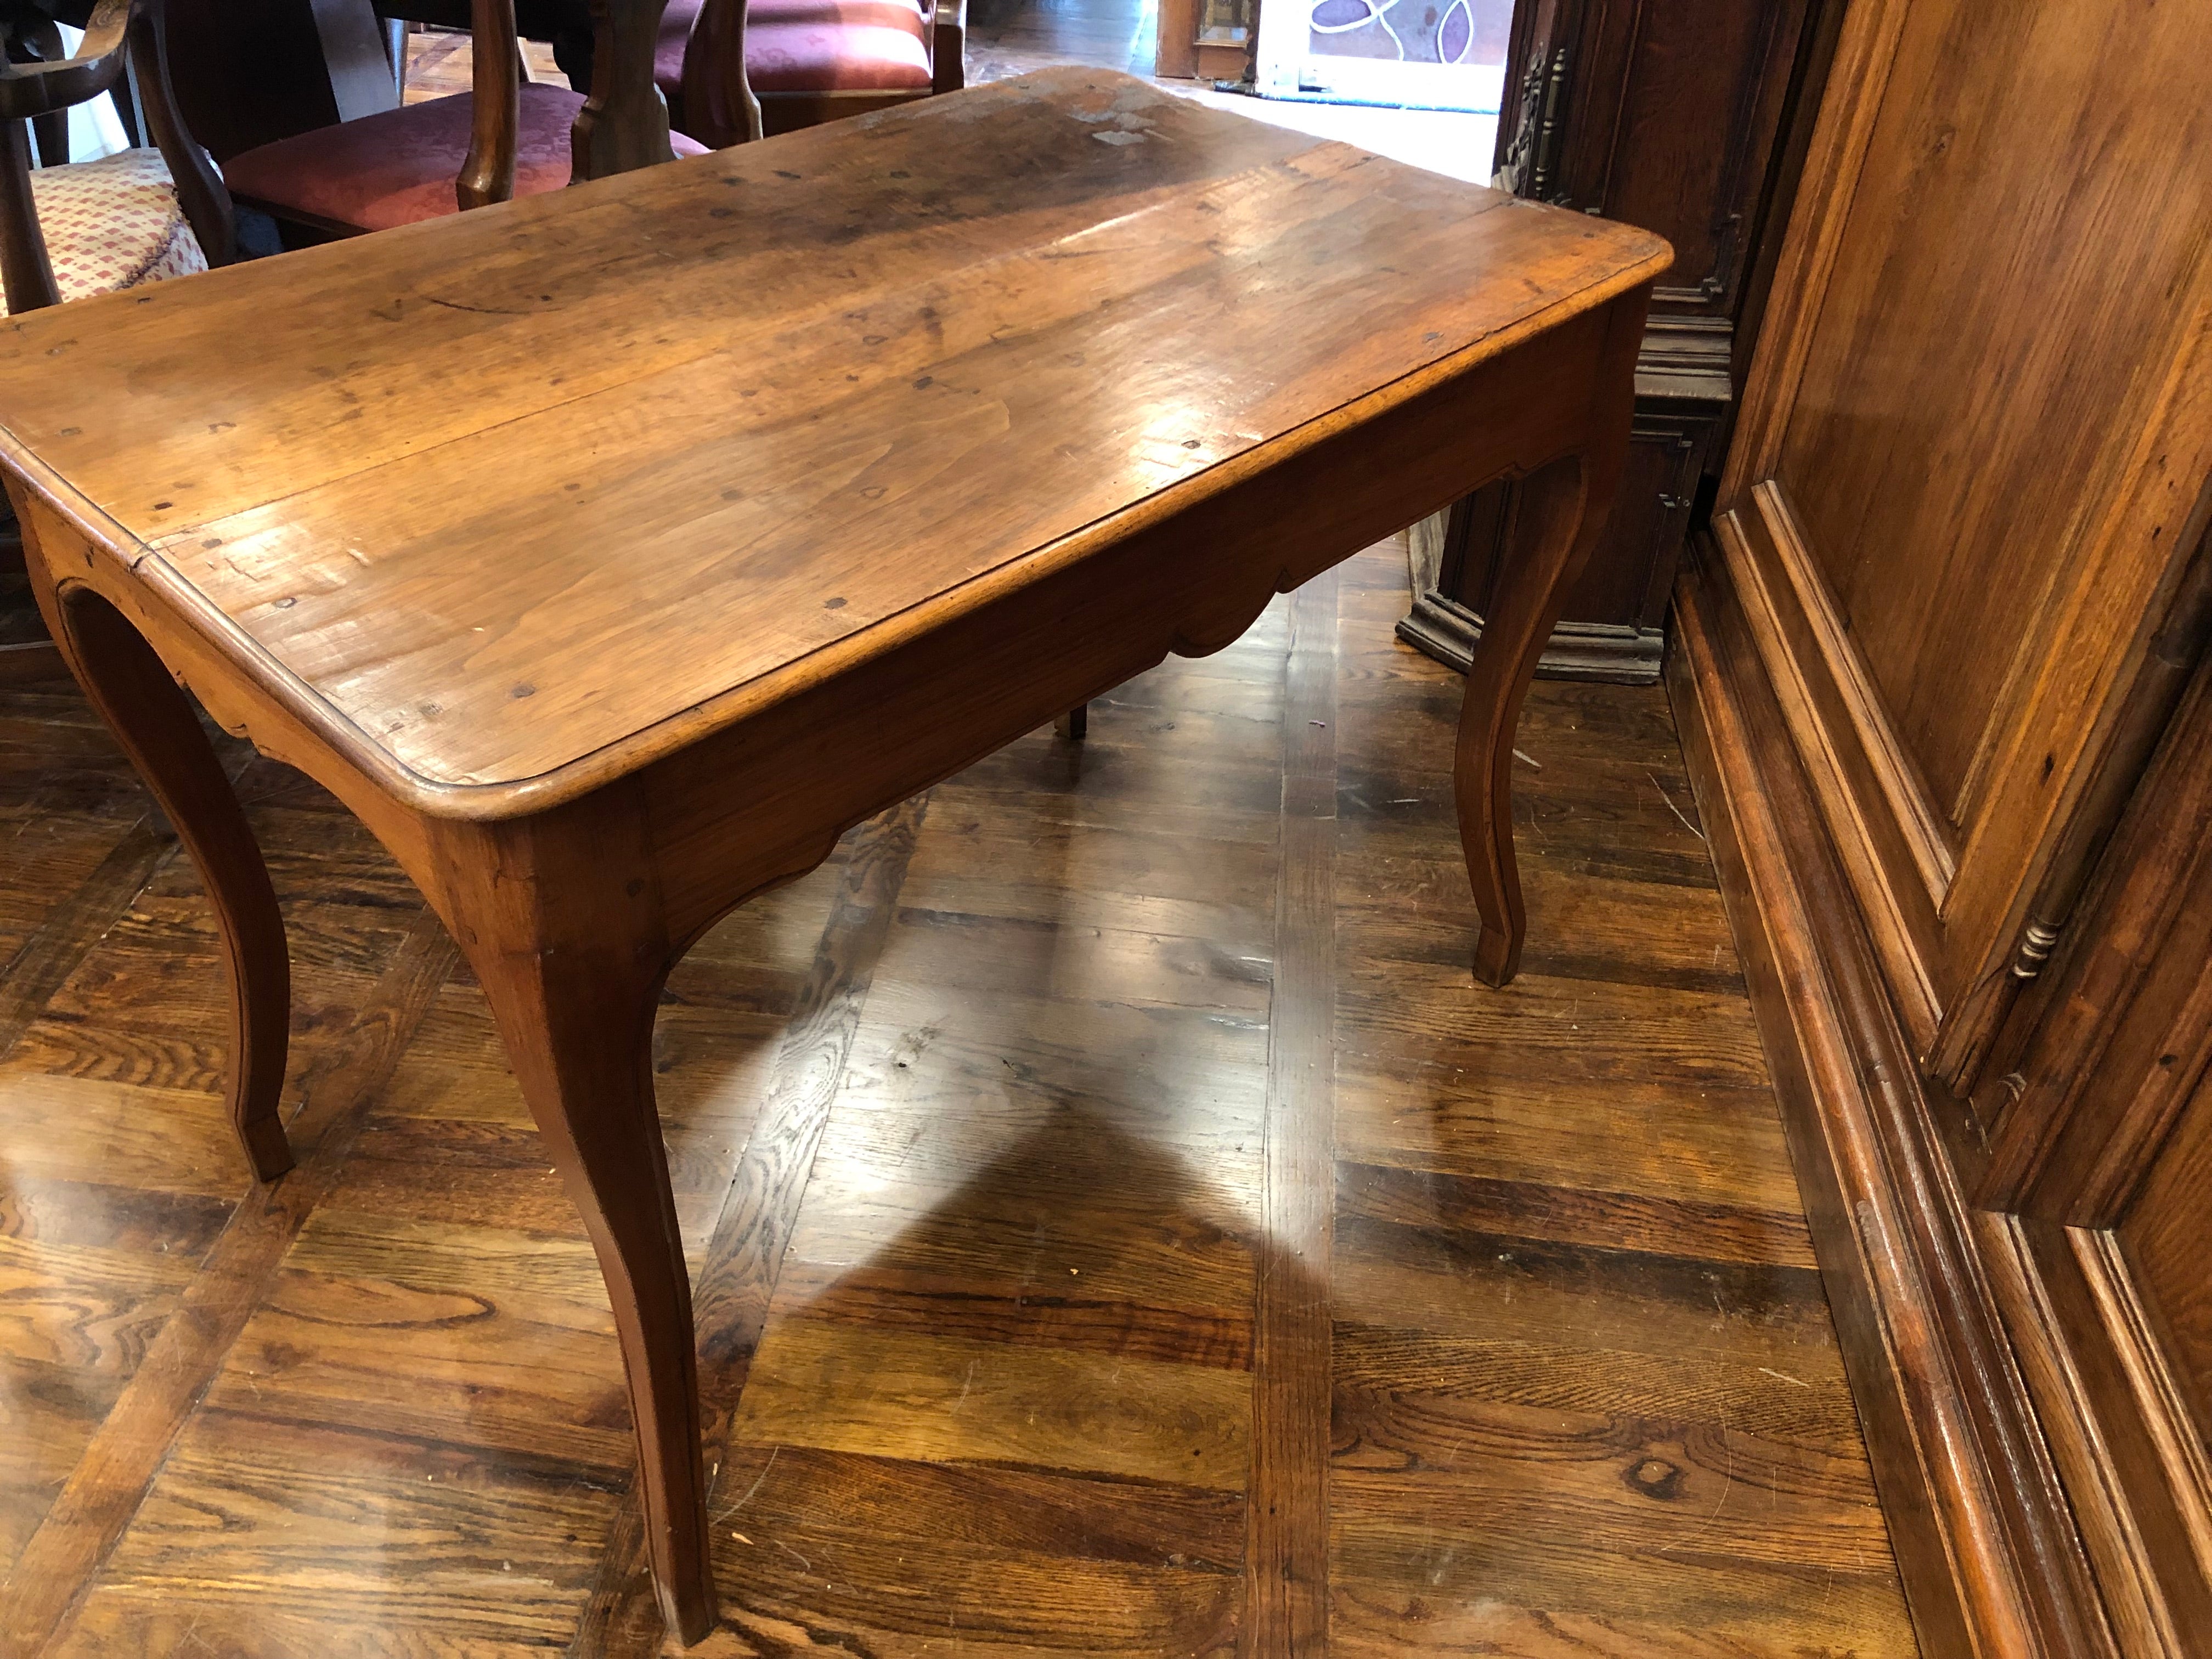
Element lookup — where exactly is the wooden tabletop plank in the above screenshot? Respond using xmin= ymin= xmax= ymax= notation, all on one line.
xmin=3 ymin=76 xmax=1318 ymax=533
xmin=0 ymin=69 xmax=1665 ymax=804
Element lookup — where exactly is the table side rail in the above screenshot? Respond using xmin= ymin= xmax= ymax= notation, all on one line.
xmin=640 ymin=302 xmax=1625 ymax=945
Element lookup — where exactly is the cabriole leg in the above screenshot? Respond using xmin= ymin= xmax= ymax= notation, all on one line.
xmin=1453 ymin=292 xmax=1646 ymax=988
xmin=1452 ymin=456 xmax=1600 ymax=989
xmin=439 ymin=805 xmax=718 ymax=1646
xmin=37 ymin=578 xmax=294 ymax=1180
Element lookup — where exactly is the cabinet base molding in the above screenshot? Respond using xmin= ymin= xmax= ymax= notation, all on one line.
xmin=1668 ymin=545 xmax=2122 ymax=1659
xmin=1398 ymin=589 xmax=1664 ymax=685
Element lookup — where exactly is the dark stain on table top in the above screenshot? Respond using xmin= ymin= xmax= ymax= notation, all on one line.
xmin=0 ymin=69 xmax=1666 ymax=798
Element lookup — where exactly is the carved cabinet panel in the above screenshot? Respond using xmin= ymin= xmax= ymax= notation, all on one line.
xmin=1969 ymin=619 xmax=2212 ymax=1654
xmin=1408 ymin=403 xmax=1708 ymax=678
xmin=1402 ymin=0 xmax=1829 ymax=683
xmin=1675 ymin=2 xmax=2212 ymax=1650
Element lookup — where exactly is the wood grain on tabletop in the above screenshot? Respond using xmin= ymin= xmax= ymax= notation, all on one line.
xmin=0 ymin=69 xmax=1662 ymax=800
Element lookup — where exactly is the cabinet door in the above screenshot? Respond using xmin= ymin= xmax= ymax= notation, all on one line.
xmin=1494 ymin=0 xmax=1815 ymax=326
xmin=1967 ymin=644 xmax=2212 ymax=1650
xmin=1711 ymin=0 xmax=2212 ymax=1065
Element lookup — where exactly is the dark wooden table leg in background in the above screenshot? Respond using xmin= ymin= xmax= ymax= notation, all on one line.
xmin=573 ymin=0 xmax=680 ymax=178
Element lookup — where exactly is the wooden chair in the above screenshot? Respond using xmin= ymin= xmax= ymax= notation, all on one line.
xmin=0 ymin=0 xmax=230 ymax=684
xmin=659 ymin=0 xmax=966 ymax=146
xmin=221 ymin=0 xmax=707 ymax=240
xmin=0 ymin=0 xmax=229 ymax=313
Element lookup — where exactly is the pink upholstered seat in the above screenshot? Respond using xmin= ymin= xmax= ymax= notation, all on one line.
xmin=747 ymin=10 xmax=933 ymax=93
xmin=656 ymin=0 xmax=933 ymax=116
xmin=225 ymin=83 xmax=709 ymax=236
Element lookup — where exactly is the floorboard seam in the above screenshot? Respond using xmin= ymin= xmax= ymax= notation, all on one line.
xmin=1243 ymin=575 xmax=1340 ymax=1656
xmin=0 ymin=817 xmax=174 ymax=1060
xmin=1 ymin=906 xmax=459 ymax=1658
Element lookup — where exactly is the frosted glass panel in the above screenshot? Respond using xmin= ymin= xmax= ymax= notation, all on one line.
xmin=1254 ymin=0 xmax=1507 ymax=112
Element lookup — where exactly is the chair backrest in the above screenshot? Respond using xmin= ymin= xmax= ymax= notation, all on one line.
xmin=0 ymin=0 xmax=231 ymax=312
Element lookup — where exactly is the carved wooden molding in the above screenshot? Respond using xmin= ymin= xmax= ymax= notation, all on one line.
xmin=1709 ymin=496 xmax=1943 ymax=1047
xmin=1671 ymin=543 xmax=2120 ymax=1659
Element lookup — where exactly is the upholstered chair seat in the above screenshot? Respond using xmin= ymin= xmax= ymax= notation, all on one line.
xmin=746 ymin=1 xmax=933 ymax=94
xmin=0 ymin=146 xmax=206 ymax=315
xmin=224 ymin=83 xmax=709 ymax=236
xmin=657 ymin=0 xmax=934 ymax=98
xmin=656 ymin=0 xmax=942 ymax=140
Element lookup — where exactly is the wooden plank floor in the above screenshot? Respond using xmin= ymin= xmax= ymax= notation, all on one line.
xmin=0 ymin=540 xmax=1917 ymax=1655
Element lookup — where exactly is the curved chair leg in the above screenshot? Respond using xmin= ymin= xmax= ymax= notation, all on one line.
xmin=1454 ymin=456 xmax=1602 ymax=990
xmin=40 ymin=585 xmax=295 ymax=1177
xmin=444 ymin=809 xmax=717 ymax=1646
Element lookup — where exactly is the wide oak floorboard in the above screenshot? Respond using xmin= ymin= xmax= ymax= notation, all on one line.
xmin=0 ymin=543 xmax=1915 ymax=1654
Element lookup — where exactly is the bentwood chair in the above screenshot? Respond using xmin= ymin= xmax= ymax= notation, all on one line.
xmin=221 ymin=0 xmax=706 ymax=240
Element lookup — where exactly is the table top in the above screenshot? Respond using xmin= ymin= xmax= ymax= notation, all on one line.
xmin=0 ymin=69 xmax=1665 ymax=811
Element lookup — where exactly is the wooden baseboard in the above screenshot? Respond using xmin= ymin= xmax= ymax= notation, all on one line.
xmin=1398 ymin=588 xmax=1664 ymax=685
xmin=1668 ymin=541 xmax=2121 ymax=1659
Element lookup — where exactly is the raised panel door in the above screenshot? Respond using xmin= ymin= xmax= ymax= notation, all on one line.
xmin=1712 ymin=0 xmax=2212 ymax=1059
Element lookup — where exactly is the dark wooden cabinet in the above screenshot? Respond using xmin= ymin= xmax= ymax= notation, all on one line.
xmin=1402 ymin=0 xmax=1833 ymax=682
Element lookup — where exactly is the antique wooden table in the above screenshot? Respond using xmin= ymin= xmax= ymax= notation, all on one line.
xmin=0 ymin=68 xmax=1662 ymax=1644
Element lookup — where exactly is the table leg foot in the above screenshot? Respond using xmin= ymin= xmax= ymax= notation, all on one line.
xmin=1471 ymin=921 xmax=1516 ymax=990
xmin=1054 ymin=703 xmax=1088 ymax=741
xmin=42 ymin=584 xmax=294 ymax=1181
